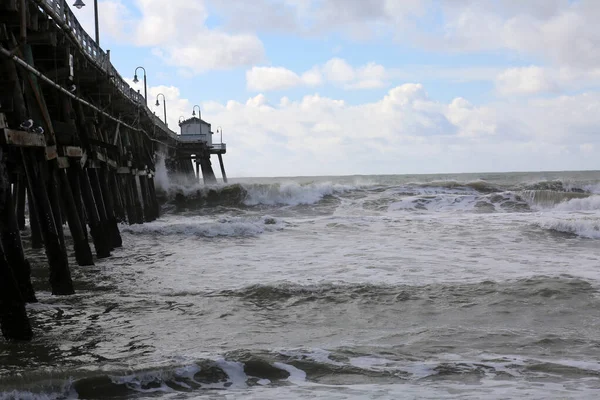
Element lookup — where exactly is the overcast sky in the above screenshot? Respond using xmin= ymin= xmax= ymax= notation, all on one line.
xmin=74 ymin=0 xmax=600 ymax=177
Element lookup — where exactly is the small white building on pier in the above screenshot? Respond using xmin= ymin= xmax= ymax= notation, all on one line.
xmin=178 ymin=117 xmax=213 ymax=146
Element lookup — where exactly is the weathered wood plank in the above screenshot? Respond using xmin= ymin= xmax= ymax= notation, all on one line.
xmin=0 ymin=128 xmax=46 ymax=147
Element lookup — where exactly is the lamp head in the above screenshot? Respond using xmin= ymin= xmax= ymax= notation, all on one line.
xmin=192 ymin=110 xmax=196 ymax=117
xmin=133 ymin=74 xmax=139 ymax=83
xmin=155 ymin=99 xmax=160 ymax=107
xmin=73 ymin=0 xmax=85 ymax=9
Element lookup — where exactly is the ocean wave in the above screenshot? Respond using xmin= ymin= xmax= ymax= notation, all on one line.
xmin=243 ymin=181 xmax=357 ymax=206
xmin=387 ymin=192 xmax=530 ymax=213
xmin=522 ymin=179 xmax=600 ymax=194
xmin=3 ymin=349 xmax=600 ymax=398
xmin=216 ymin=276 xmax=597 ymax=305
xmin=519 ymin=190 xmax=591 ymax=208
xmin=120 ymin=216 xmax=285 ymax=237
xmin=407 ymin=179 xmax=502 ymax=194
xmin=551 ymin=194 xmax=600 ymax=211
xmin=536 ymin=217 xmax=600 ymax=239
xmin=164 ymin=181 xmax=360 ymax=209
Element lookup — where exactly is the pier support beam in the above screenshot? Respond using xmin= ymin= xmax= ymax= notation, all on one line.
xmin=199 ymin=156 xmax=217 ymax=185
xmin=78 ymin=164 xmax=111 ymax=258
xmin=14 ymin=174 xmax=26 ymax=230
xmin=21 ymin=149 xmax=74 ymax=295
xmin=217 ymin=154 xmax=228 ymax=184
xmin=27 ymin=186 xmax=43 ymax=249
xmin=0 ymin=241 xmax=33 ymax=341
xmin=0 ymin=149 xmax=36 ymax=303
xmin=96 ymin=167 xmax=122 ymax=248
xmin=58 ymin=168 xmax=94 ymax=266
xmin=0 ymin=147 xmax=33 ymax=341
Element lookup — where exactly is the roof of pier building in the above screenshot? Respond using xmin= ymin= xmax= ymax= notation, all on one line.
xmin=179 ymin=117 xmax=211 ymax=131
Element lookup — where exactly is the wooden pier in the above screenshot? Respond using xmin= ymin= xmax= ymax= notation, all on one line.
xmin=0 ymin=0 xmax=227 ymax=340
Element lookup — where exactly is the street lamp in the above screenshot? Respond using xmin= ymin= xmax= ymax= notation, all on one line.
xmin=192 ymin=105 xmax=201 ymax=136
xmin=133 ymin=66 xmax=147 ymax=105
xmin=155 ymin=93 xmax=167 ymax=126
xmin=178 ymin=116 xmax=186 ymax=124
xmin=217 ymin=126 xmax=223 ymax=144
xmin=72 ymin=0 xmax=99 ymax=45
xmin=192 ymin=105 xmax=201 ymax=120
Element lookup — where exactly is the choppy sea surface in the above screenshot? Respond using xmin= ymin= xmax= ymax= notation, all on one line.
xmin=2 ymin=170 xmax=600 ymax=399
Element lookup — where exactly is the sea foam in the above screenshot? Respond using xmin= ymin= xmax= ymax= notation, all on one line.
xmin=120 ymin=216 xmax=284 ymax=237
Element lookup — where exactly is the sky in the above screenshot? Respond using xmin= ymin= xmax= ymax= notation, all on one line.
xmin=72 ymin=0 xmax=600 ymax=177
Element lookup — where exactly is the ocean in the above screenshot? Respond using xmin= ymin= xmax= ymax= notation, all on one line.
xmin=1 ymin=170 xmax=600 ymax=399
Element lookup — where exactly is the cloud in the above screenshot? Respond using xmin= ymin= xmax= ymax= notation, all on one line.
xmin=205 ymin=0 xmax=600 ymax=70
xmin=246 ymin=58 xmax=386 ymax=92
xmin=495 ymin=65 xmax=600 ymax=95
xmin=140 ymin=80 xmax=600 ymax=176
xmin=78 ymin=0 xmax=264 ymax=73
xmin=246 ymin=67 xmax=321 ymax=91
xmin=495 ymin=66 xmax=558 ymax=96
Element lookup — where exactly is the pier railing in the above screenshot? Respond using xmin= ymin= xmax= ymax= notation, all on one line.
xmin=36 ymin=0 xmax=178 ymax=141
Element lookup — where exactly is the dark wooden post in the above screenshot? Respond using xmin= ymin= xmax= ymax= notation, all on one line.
xmin=0 ymin=149 xmax=36 ymax=303
xmin=67 ymin=164 xmax=88 ymax=241
xmin=87 ymin=168 xmax=117 ymax=249
xmin=147 ymin=174 xmax=160 ymax=219
xmin=26 ymin=185 xmax=43 ymax=249
xmin=0 ymin=240 xmax=33 ymax=341
xmin=217 ymin=154 xmax=228 ymax=183
xmin=21 ymin=149 xmax=74 ymax=295
xmin=108 ymin=170 xmax=125 ymax=222
xmin=78 ymin=164 xmax=111 ymax=258
xmin=58 ymin=168 xmax=94 ymax=266
xmin=131 ymin=173 xmax=144 ymax=223
xmin=14 ymin=173 xmax=26 ymax=230
xmin=98 ymin=167 xmax=122 ymax=247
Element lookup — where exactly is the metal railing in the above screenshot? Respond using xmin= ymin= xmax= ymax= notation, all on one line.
xmin=36 ymin=0 xmax=178 ymax=141
xmin=211 ymin=143 xmax=226 ymax=151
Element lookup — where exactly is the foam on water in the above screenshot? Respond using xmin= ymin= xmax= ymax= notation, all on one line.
xmin=120 ymin=215 xmax=285 ymax=237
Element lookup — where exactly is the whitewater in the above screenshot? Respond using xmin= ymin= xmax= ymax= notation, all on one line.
xmin=1 ymin=170 xmax=600 ymax=399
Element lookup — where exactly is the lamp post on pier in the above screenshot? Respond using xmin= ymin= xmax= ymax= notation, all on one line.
xmin=72 ymin=0 xmax=99 ymax=46
xmin=192 ymin=105 xmax=201 ymax=136
xmin=217 ymin=126 xmax=223 ymax=144
xmin=155 ymin=93 xmax=167 ymax=126
xmin=192 ymin=105 xmax=201 ymax=120
xmin=133 ymin=66 xmax=147 ymax=105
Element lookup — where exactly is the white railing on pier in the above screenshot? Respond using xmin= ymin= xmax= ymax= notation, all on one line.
xmin=211 ymin=143 xmax=226 ymax=151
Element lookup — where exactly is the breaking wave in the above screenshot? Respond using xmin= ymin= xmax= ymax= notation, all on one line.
xmin=4 ymin=345 xmax=600 ymax=399
xmin=164 ymin=181 xmax=361 ymax=209
xmin=158 ymin=177 xmax=600 ymax=215
xmin=243 ymin=181 xmax=357 ymax=206
xmin=537 ymin=217 xmax=600 ymax=239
